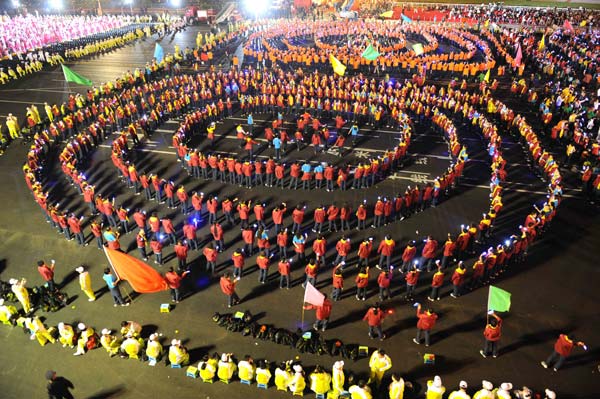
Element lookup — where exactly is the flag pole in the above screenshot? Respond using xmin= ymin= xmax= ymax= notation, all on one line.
xmin=301 ymin=305 xmax=305 ymax=329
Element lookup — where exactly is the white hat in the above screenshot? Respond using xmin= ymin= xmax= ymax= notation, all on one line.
xmin=75 ymin=266 xmax=84 ymax=273
xmin=333 ymin=361 xmax=344 ymax=370
xmin=0 ymin=299 xmax=4 ymax=306
xmin=58 ymin=322 xmax=64 ymax=329
xmin=221 ymin=353 xmax=229 ymax=362
xmin=9 ymin=278 xmax=18 ymax=285
xmin=433 ymin=375 xmax=442 ymax=388
xmin=482 ymin=380 xmax=493 ymax=390
xmin=545 ymin=389 xmax=556 ymax=399
xmin=293 ymin=365 xmax=303 ymax=373
xmin=101 ymin=329 xmax=111 ymax=335
xmin=77 ymin=323 xmax=86 ymax=330
xmin=500 ymin=383 xmax=513 ymax=391
xmin=149 ymin=333 xmax=158 ymax=341
xmin=171 ymin=339 xmax=180 ymax=346
xmin=459 ymin=381 xmax=468 ymax=389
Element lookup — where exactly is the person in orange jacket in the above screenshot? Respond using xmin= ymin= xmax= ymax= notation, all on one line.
xmin=413 ymin=303 xmax=438 ymax=347
xmin=355 ymin=266 xmax=370 ymax=301
xmin=428 ymin=262 xmax=444 ymax=301
xmin=363 ymin=302 xmax=386 ymax=340
xmin=480 ymin=312 xmax=502 ymax=358
xmin=377 ymin=235 xmax=395 ymax=269
xmin=541 ymin=333 xmax=587 ymax=371
xmin=203 ymin=243 xmax=218 ymax=274
xmin=220 ymin=271 xmax=240 ymax=308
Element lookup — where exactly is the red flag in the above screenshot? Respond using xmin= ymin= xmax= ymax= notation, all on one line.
xmin=103 ymin=247 xmax=168 ymax=293
xmin=514 ymin=44 xmax=522 ymax=67
xmin=303 ymin=281 xmax=324 ymax=306
xmin=563 ymin=19 xmax=574 ymax=33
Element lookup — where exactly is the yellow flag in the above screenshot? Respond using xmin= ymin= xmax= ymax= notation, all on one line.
xmin=329 ymin=54 xmax=346 ymax=76
xmin=580 ymin=20 xmax=587 ymax=27
xmin=538 ymin=34 xmax=545 ymax=51
xmin=487 ymin=100 xmax=497 ymax=114
xmin=484 ymin=20 xmax=490 ymax=29
xmin=484 ymin=69 xmax=490 ymax=83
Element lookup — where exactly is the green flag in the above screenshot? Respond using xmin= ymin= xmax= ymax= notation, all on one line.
xmin=61 ymin=64 xmax=93 ymax=86
xmin=361 ymin=44 xmax=380 ymax=61
xmin=488 ymin=285 xmax=511 ymax=312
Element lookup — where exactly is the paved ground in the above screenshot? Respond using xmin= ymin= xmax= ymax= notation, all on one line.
xmin=0 ymin=25 xmax=599 ymax=399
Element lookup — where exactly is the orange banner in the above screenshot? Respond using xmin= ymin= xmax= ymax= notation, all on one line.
xmin=104 ymin=247 xmax=168 ymax=293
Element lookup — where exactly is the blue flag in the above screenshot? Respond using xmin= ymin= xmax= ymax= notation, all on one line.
xmin=154 ymin=43 xmax=164 ymax=63
xmin=401 ymin=14 xmax=413 ymax=23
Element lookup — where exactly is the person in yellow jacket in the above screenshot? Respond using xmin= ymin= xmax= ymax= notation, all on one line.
xmin=168 ymin=339 xmax=189 ymax=366
xmin=389 ymin=373 xmax=406 ymax=399
xmin=44 ymin=102 xmax=54 ymax=123
xmin=349 ymin=380 xmax=372 ymax=399
xmin=448 ymin=381 xmax=471 ymax=399
xmin=331 ymin=360 xmax=346 ymax=396
xmin=100 ymin=328 xmax=120 ymax=357
xmin=426 ymin=375 xmax=446 ymax=399
xmin=275 ymin=361 xmax=292 ymax=391
xmin=288 ymin=364 xmax=306 ymax=394
xmin=57 ymin=322 xmax=76 ymax=348
xmin=217 ymin=353 xmax=236 ymax=382
xmin=238 ymin=355 xmax=256 ymax=382
xmin=74 ymin=323 xmax=96 ymax=356
xmin=198 ymin=354 xmax=217 ymax=382
xmin=146 ymin=333 xmax=163 ymax=365
xmin=0 ymin=68 xmax=9 ymax=84
xmin=120 ymin=334 xmax=143 ymax=359
xmin=368 ymin=349 xmax=392 ymax=388
xmin=0 ymin=298 xmax=17 ymax=325
xmin=25 ymin=316 xmax=56 ymax=346
xmin=473 ymin=380 xmax=494 ymax=399
xmin=10 ymin=278 xmax=31 ymax=313
xmin=75 ymin=266 xmax=96 ymax=301
xmin=255 ymin=360 xmax=272 ymax=387
xmin=5 ymin=114 xmax=20 ymax=139
xmin=309 ymin=365 xmax=331 ymax=396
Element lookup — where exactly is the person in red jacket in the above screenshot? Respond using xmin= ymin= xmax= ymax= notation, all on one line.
xmin=182 ymin=222 xmax=198 ymax=250
xmin=253 ymin=203 xmax=266 ymax=230
xmin=278 ymin=258 xmax=291 ymax=289
xmin=422 ymin=236 xmax=438 ymax=272
xmin=256 ymin=252 xmax=270 ymax=284
xmin=237 ymin=200 xmax=251 ymax=229
xmin=277 ymin=228 xmax=289 ymax=259
xmin=206 ymin=196 xmax=219 ymax=225
xmin=355 ymin=267 xmax=370 ymax=301
xmin=272 ymin=203 xmax=286 ymax=233
xmin=231 ymin=249 xmax=245 ymax=279
xmin=291 ymin=205 xmax=305 ymax=233
xmin=377 ymin=269 xmax=392 ymax=301
xmin=356 ymin=203 xmax=367 ymax=230
xmin=405 ymin=265 xmax=420 ymax=300
xmin=37 ymin=260 xmax=56 ymax=291
xmin=413 ymin=303 xmax=438 ymax=347
xmin=340 ymin=203 xmax=352 ymax=231
xmin=441 ymin=234 xmax=456 ymax=269
xmin=334 ymin=236 xmax=351 ymax=266
xmin=312 ymin=235 xmax=327 ymax=263
xmin=377 ymin=235 xmax=395 ymax=269
xmin=220 ymin=271 xmax=240 ymax=308
xmin=165 ymin=267 xmax=189 ymax=303
xmin=428 ymin=263 xmax=444 ymax=301
xmin=203 ymin=243 xmax=218 ymax=274
xmin=331 ymin=263 xmax=344 ymax=301
xmin=480 ymin=312 xmax=502 ymax=358
xmin=450 ymin=261 xmax=466 ymax=298
xmin=303 ymin=258 xmax=319 ymax=288
xmin=150 ymin=238 xmax=164 ymax=265
xmin=363 ymin=303 xmax=386 ymax=340
xmin=312 ymin=205 xmax=326 ymax=234
xmin=356 ymin=238 xmax=373 ymax=269
xmin=241 ymin=226 xmax=255 ymax=256
xmin=161 ymin=217 xmax=176 ymax=246
xmin=90 ymin=219 xmax=103 ymax=249
xmin=210 ymin=222 xmax=224 ymax=252
xmin=173 ymin=241 xmax=189 ymax=272
xmin=327 ymin=204 xmax=340 ymax=232
xmin=401 ymin=241 xmax=417 ymax=273
xmin=303 ymin=294 xmax=333 ymax=332
xmin=541 ymin=334 xmax=587 ymax=371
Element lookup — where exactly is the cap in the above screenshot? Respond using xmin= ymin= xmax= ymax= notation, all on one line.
xmin=45 ymin=370 xmax=56 ymax=380
xmin=9 ymin=278 xmax=18 ymax=285
xmin=500 ymin=382 xmax=513 ymax=391
xmin=333 ymin=361 xmax=344 ymax=369
xmin=545 ymin=389 xmax=556 ymax=399
xmin=75 ymin=266 xmax=84 ymax=273
xmin=433 ymin=375 xmax=442 ymax=387
xmin=149 ymin=333 xmax=158 ymax=341
xmin=459 ymin=381 xmax=468 ymax=389
xmin=58 ymin=322 xmax=64 ymax=329
xmin=482 ymin=380 xmax=493 ymax=390
xmin=77 ymin=323 xmax=86 ymax=330
xmin=293 ymin=364 xmax=303 ymax=373
xmin=221 ymin=353 xmax=229 ymax=362
xmin=171 ymin=339 xmax=180 ymax=346
xmin=101 ymin=329 xmax=111 ymax=335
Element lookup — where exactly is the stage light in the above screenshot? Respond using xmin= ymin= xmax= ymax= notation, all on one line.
xmin=11 ymin=0 xmax=19 ymax=8
xmin=124 ymin=0 xmax=133 ymax=4
xmin=243 ymin=0 xmax=270 ymax=15
xmin=49 ymin=0 xmax=63 ymax=10
xmin=171 ymin=0 xmax=182 ymax=7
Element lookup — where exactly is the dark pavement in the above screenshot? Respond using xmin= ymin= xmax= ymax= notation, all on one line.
xmin=0 ymin=25 xmax=599 ymax=399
